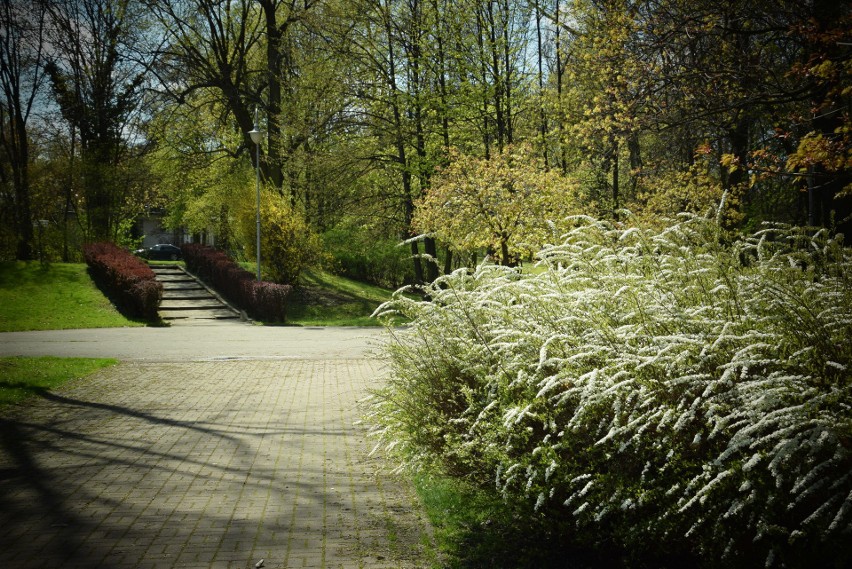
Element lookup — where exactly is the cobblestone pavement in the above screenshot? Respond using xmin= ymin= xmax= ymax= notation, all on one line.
xmin=0 ymin=356 xmax=435 ymax=568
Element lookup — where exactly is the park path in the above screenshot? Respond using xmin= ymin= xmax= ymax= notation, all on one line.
xmin=0 ymin=327 xmax=435 ymax=568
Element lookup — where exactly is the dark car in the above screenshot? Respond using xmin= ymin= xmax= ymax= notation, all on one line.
xmin=135 ymin=243 xmax=183 ymax=261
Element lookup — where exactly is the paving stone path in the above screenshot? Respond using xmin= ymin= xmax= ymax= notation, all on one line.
xmin=0 ymin=330 xmax=435 ymax=568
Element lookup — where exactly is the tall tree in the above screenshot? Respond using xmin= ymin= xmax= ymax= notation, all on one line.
xmin=560 ymin=0 xmax=644 ymax=216
xmin=413 ymin=145 xmax=579 ymax=265
xmin=256 ymin=0 xmax=322 ymax=191
xmin=0 ymin=0 xmax=46 ymax=259
xmin=44 ymin=0 xmax=150 ymax=242
xmin=345 ymin=0 xmax=426 ymax=283
xmin=786 ymin=0 xmax=852 ymax=229
xmin=145 ymin=0 xmax=264 ymax=172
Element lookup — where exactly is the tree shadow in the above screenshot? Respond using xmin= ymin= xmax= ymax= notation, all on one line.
xmin=0 ymin=362 xmax=414 ymax=568
xmin=442 ymin=517 xmax=696 ymax=569
xmin=85 ymin=267 xmax=165 ymax=326
xmin=0 ymin=385 xmax=291 ymax=566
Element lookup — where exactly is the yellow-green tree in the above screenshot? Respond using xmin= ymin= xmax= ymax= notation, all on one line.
xmin=413 ymin=146 xmax=579 ymax=266
xmin=237 ymin=191 xmax=323 ymax=284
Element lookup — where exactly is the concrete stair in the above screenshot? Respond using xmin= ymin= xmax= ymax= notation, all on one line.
xmin=151 ymin=265 xmax=243 ymax=324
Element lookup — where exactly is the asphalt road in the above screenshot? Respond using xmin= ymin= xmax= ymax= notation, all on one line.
xmin=0 ymin=325 xmax=390 ymax=361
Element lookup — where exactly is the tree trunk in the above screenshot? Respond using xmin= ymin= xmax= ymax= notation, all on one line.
xmin=63 ymin=126 xmax=76 ymax=261
xmin=9 ymin=107 xmax=33 ymax=259
xmin=432 ymin=0 xmax=450 ymax=152
xmin=628 ymin=132 xmax=641 ymax=196
xmin=443 ymin=247 xmax=453 ymax=275
xmin=486 ymin=1 xmax=504 ymax=152
xmin=500 ymin=234 xmax=510 ymax=266
xmin=804 ymin=0 xmax=852 ymax=232
xmin=384 ymin=0 xmax=423 ymax=285
xmin=475 ymin=8 xmax=491 ymax=158
xmin=612 ymin=139 xmax=619 ymax=219
xmin=261 ymin=0 xmax=285 ymax=190
xmin=83 ymin=142 xmax=113 ymax=242
xmin=502 ymin=0 xmax=512 ymax=145
xmin=535 ymin=0 xmax=548 ymax=168
xmin=555 ymin=2 xmax=567 ymax=174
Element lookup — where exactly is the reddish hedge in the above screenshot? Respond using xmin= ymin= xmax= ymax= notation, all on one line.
xmin=181 ymin=243 xmax=291 ymax=322
xmin=83 ymin=242 xmax=163 ymax=320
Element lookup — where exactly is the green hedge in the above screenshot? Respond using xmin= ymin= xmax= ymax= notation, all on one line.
xmin=323 ymin=228 xmax=415 ymax=289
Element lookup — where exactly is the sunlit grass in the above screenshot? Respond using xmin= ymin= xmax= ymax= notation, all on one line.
xmin=0 ymin=261 xmax=142 ymax=332
xmin=412 ymin=471 xmax=603 ymax=568
xmin=0 ymin=356 xmax=117 ymax=407
xmin=285 ymin=268 xmax=404 ymax=326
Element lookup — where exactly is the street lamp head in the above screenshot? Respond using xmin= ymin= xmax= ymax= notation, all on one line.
xmin=248 ymin=127 xmax=263 ymax=145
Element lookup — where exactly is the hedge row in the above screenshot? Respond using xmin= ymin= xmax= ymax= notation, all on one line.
xmin=181 ymin=243 xmax=291 ymax=322
xmin=83 ymin=242 xmax=162 ymax=320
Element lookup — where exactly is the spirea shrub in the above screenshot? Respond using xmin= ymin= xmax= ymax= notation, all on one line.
xmin=370 ymin=215 xmax=852 ymax=567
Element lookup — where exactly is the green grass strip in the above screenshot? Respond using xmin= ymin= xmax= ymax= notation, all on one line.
xmin=0 ymin=356 xmax=117 ymax=407
xmin=412 ymin=472 xmax=608 ymax=568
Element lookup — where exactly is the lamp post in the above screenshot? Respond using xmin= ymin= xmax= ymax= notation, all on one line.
xmin=248 ymin=109 xmax=263 ymax=282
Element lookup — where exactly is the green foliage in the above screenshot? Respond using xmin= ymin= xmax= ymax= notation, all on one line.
xmin=370 ymin=216 xmax=852 ymax=567
xmin=6 ymin=0 xmax=850 ymax=268
xmin=322 ymin=225 xmax=415 ymax=289
xmin=634 ymin=148 xmax=726 ymax=224
xmin=286 ymin=268 xmax=400 ymax=327
xmin=412 ymin=471 xmax=615 ymax=568
xmin=413 ymin=146 xmax=581 ymax=265
xmin=240 ymin=192 xmax=324 ymax=285
xmin=0 ymin=356 xmax=116 ymax=407
xmin=146 ymin=102 xmax=251 ymax=247
xmin=0 ymin=261 xmax=142 ymax=331
xmin=43 ymin=0 xmax=151 ymax=242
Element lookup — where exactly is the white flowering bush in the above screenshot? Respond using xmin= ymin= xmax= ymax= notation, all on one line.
xmin=369 ymin=215 xmax=852 ymax=567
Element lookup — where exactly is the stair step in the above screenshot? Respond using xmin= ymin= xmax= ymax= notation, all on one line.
xmin=151 ymin=264 xmax=242 ymax=322
xmin=160 ymin=308 xmax=241 ymax=320
xmin=161 ymin=283 xmax=205 ymax=291
xmin=162 ymin=291 xmax=215 ymax=298
xmin=155 ymin=275 xmax=197 ymax=282
xmin=160 ymin=300 xmax=228 ymax=309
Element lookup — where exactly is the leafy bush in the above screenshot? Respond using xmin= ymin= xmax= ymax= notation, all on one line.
xmin=413 ymin=145 xmax=580 ymax=266
xmin=323 ymin=227 xmax=415 ymax=289
xmin=369 ymin=215 xmax=852 ymax=567
xmin=181 ymin=243 xmax=292 ymax=322
xmin=83 ymin=242 xmax=162 ymax=319
xmin=260 ymin=195 xmax=324 ymax=284
xmin=234 ymin=192 xmax=323 ymax=285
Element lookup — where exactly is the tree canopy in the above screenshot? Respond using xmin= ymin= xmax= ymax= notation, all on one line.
xmin=413 ymin=145 xmax=580 ymax=265
xmin=0 ymin=0 xmax=848 ymax=281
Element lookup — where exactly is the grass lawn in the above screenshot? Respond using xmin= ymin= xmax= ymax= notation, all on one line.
xmin=0 ymin=356 xmax=117 ymax=407
xmin=0 ymin=259 xmax=402 ymax=329
xmin=286 ymin=268 xmax=404 ymax=326
xmin=0 ymin=261 xmax=142 ymax=332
